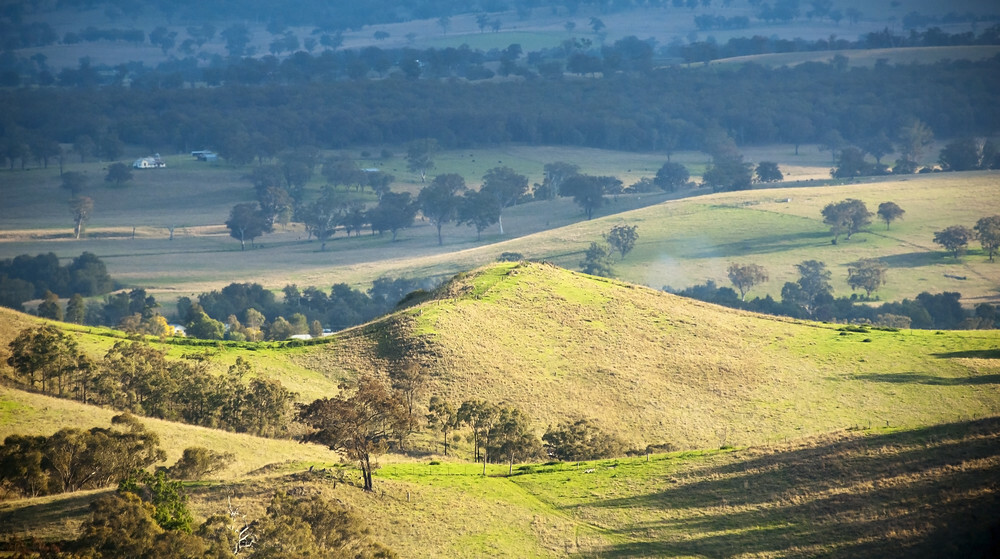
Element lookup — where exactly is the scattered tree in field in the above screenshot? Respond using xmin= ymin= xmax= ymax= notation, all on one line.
xmin=481 ymin=166 xmax=528 ymax=235
xmin=406 ymin=138 xmax=438 ymax=182
xmin=66 ymin=293 xmax=86 ymax=324
xmin=974 ymin=215 xmax=1000 ymax=262
xmin=605 ymin=224 xmax=639 ymax=261
xmin=168 ymin=447 xmax=235 ymax=480
xmin=832 ymin=147 xmax=887 ymax=178
xmin=653 ymin=161 xmax=689 ymax=191
xmin=37 ymin=290 xmax=63 ymax=321
xmin=877 ymin=201 xmax=905 ymax=230
xmin=70 ymin=196 xmax=94 ymax=239
xmin=458 ymin=190 xmax=500 ymax=241
xmin=426 ymin=396 xmax=458 ymax=456
xmin=754 ymin=161 xmax=783 ymax=183
xmin=488 ymin=406 xmax=541 ymax=475
xmin=542 ymin=419 xmax=628 ymax=461
xmin=418 ymin=173 xmax=466 ymax=245
xmin=727 ymin=262 xmax=768 ymax=301
xmin=369 ymin=191 xmax=416 ymax=241
xmin=60 ymin=171 xmax=88 ymax=196
xmin=781 ymin=260 xmax=833 ymax=317
xmin=457 ymin=399 xmax=499 ymax=465
xmin=847 ymin=258 xmax=888 ymax=297
xmin=580 ymin=241 xmax=615 ymax=277
xmin=702 ymin=154 xmax=753 ymax=192
xmin=821 ymin=198 xmax=871 ymax=243
xmin=104 ymin=162 xmax=133 ymax=186
xmin=301 ymin=186 xmax=343 ymax=250
xmin=560 ymin=174 xmax=606 ymax=219
xmin=938 ymin=138 xmax=984 ymax=171
xmin=933 ymin=225 xmax=975 ymax=259
xmin=7 ymin=324 xmax=86 ymax=395
xmin=298 ymin=375 xmax=409 ymax=492
xmin=226 ymin=202 xmax=269 ymax=251
xmin=539 ymin=162 xmax=579 ymax=200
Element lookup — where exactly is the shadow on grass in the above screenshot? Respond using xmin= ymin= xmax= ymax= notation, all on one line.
xmin=934 ymin=349 xmax=1000 ymax=360
xmin=689 ymin=231 xmax=831 ymax=258
xmin=853 ymin=372 xmax=1000 ymax=385
xmin=0 ymin=490 xmax=103 ymax=540
xmin=576 ymin=418 xmax=1000 ymax=558
xmin=878 ymin=251 xmax=947 ymax=269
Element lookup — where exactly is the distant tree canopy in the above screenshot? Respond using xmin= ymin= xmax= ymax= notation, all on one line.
xmin=3 ymin=54 xmax=999 ymax=162
xmin=822 ymin=199 xmax=872 ymax=243
xmin=0 ymin=252 xmax=114 ymax=311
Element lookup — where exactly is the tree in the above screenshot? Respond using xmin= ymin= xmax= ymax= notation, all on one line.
xmin=70 ymin=196 xmax=93 ymax=239
xmin=782 ymin=260 xmax=833 ymax=316
xmin=653 ymin=161 xmax=689 ymax=192
xmin=754 ymin=161 xmax=783 ymax=183
xmin=846 ymin=258 xmax=887 ymax=298
xmin=939 ymin=138 xmax=984 ymax=171
xmin=481 ymin=166 xmax=528 ymax=235
xmin=821 ymin=199 xmax=871 ymax=243
xmin=974 ymin=215 xmax=1000 ymax=262
xmin=898 ymin=119 xmax=933 ymax=164
xmin=833 ymin=147 xmax=886 ymax=178
xmin=298 ymin=375 xmax=409 ymax=492
xmin=426 ymin=396 xmax=458 ymax=456
xmin=934 ymin=225 xmax=975 ymax=259
xmin=488 ymin=406 xmax=540 ymax=475
xmin=459 ymin=190 xmax=500 ymax=241
xmin=560 ymin=174 xmax=605 ymax=219
xmin=877 ymin=202 xmax=905 ymax=230
xmin=540 ymin=162 xmax=579 ymax=200
xmin=369 ymin=191 xmax=416 ymax=241
xmin=605 ymin=225 xmax=639 ymax=261
xmin=418 ymin=174 xmax=466 ymax=245
xmin=61 ymin=171 xmax=88 ymax=196
xmin=104 ymin=162 xmax=133 ymax=187
xmin=406 ymin=138 xmax=438 ymax=182
xmin=542 ymin=419 xmax=627 ymax=461
xmin=702 ymin=154 xmax=753 ymax=192
xmin=457 ymin=399 xmax=498 ymax=466
xmin=7 ymin=324 xmax=84 ymax=395
xmin=66 ymin=293 xmax=86 ymax=324
xmin=225 ymin=203 xmax=268 ymax=251
xmin=580 ymin=242 xmax=615 ymax=277
xmin=727 ymin=263 xmax=768 ymax=301
xmin=301 ymin=186 xmax=343 ymax=250
xmin=37 ymin=290 xmax=63 ymax=321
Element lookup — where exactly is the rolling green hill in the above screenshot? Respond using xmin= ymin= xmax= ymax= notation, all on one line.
xmin=2 ymin=262 xmax=999 ymax=556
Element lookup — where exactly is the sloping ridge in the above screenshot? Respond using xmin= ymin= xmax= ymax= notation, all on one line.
xmin=308 ymin=261 xmax=1000 ymax=449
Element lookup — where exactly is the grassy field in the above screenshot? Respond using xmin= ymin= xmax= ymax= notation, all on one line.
xmin=710 ymin=45 xmax=1000 ymax=69
xmin=2 ymin=144 xmax=997 ymax=313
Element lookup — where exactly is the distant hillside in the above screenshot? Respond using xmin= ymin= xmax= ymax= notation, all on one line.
xmin=298 ymin=261 xmax=1000 ymax=449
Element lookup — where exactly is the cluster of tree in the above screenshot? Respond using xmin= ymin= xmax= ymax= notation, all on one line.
xmin=580 ymin=224 xmax=640 ymax=277
xmin=176 ymin=277 xmax=433 ymax=340
xmin=0 ymin=413 xmax=164 ymax=499
xmin=0 ymin=252 xmax=114 ymax=311
xmin=674 ymin=261 xmax=1000 ymax=329
xmin=63 ymin=26 xmax=145 ymax=45
xmin=934 ymin=215 xmax=1000 ymax=262
xmin=832 ymin=133 xmax=1000 ymax=179
xmin=5 ymin=328 xmax=296 ymax=436
xmin=3 ymin=56 xmax=998 ymax=165
xmin=11 ymin=477 xmax=395 ymax=557
xmin=677 ymin=24 xmax=1000 ymax=64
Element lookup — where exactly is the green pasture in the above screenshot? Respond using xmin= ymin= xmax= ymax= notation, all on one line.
xmin=711 ymin=45 xmax=1000 ymax=69
xmin=1 ymin=147 xmax=997 ymax=313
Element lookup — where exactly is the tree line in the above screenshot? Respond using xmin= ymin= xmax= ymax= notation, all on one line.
xmin=5 ymin=327 xmax=296 ymax=436
xmin=3 ymin=55 xmax=999 ymax=166
xmin=0 ymin=252 xmax=114 ymax=311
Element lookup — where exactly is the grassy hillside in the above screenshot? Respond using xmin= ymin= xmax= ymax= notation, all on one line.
xmin=2 ymin=262 xmax=999 ymax=555
xmin=299 ymin=261 xmax=1000 ymax=450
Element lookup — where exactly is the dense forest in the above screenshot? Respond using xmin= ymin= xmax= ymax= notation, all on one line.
xmin=3 ymin=55 xmax=999 ymax=165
